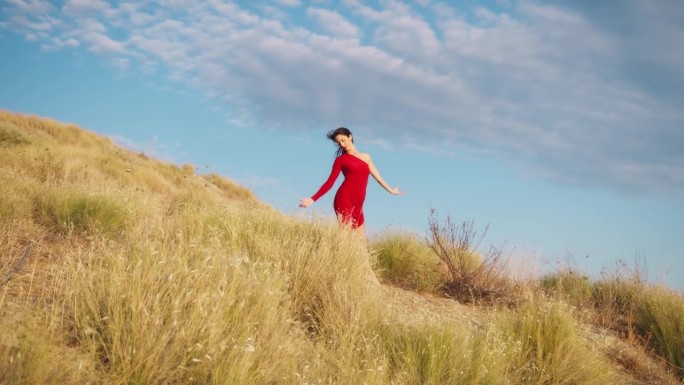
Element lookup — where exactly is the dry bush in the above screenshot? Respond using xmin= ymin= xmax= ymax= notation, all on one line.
xmin=426 ymin=210 xmax=510 ymax=304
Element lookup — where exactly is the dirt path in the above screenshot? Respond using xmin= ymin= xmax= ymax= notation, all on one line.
xmin=378 ymin=284 xmax=487 ymax=329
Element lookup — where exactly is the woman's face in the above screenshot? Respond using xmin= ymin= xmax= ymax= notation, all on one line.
xmin=334 ymin=134 xmax=353 ymax=153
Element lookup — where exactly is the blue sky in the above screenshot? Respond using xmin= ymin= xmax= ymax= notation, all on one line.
xmin=1 ymin=0 xmax=683 ymax=290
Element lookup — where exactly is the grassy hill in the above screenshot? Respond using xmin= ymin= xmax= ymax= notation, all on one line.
xmin=1 ymin=110 xmax=682 ymax=384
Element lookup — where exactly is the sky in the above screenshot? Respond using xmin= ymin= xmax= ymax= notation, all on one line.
xmin=1 ymin=0 xmax=683 ymax=290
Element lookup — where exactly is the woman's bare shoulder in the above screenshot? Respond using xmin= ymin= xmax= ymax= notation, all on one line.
xmin=359 ymin=152 xmax=372 ymax=163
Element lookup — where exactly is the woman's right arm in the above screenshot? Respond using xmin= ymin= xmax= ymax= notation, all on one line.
xmin=300 ymin=157 xmax=342 ymax=208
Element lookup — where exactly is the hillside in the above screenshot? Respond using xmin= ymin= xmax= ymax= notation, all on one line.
xmin=1 ymin=110 xmax=682 ymax=384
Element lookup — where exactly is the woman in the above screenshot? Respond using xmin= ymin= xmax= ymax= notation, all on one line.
xmin=299 ymin=127 xmax=402 ymax=235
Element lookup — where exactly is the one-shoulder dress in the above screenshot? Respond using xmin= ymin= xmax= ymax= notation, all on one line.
xmin=311 ymin=153 xmax=370 ymax=229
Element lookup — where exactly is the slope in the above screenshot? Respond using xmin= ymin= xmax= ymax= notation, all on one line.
xmin=1 ymin=110 xmax=681 ymax=384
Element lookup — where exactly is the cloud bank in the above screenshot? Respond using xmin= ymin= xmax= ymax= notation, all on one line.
xmin=2 ymin=0 xmax=683 ymax=194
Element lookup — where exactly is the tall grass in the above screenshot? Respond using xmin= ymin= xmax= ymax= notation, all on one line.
xmin=68 ymin=239 xmax=296 ymax=383
xmin=541 ymin=262 xmax=684 ymax=380
xmin=498 ymin=297 xmax=615 ymax=384
xmin=380 ymin=322 xmax=511 ymax=384
xmin=0 ymin=309 xmax=97 ymax=385
xmin=635 ymin=287 xmax=684 ymax=378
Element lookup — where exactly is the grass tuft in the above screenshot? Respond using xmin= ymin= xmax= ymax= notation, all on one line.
xmin=372 ymin=231 xmax=443 ymax=292
xmin=636 ymin=287 xmax=684 ymax=378
xmin=0 ymin=124 xmax=31 ymax=147
xmin=33 ymin=189 xmax=128 ymax=236
xmin=380 ymin=322 xmax=510 ymax=384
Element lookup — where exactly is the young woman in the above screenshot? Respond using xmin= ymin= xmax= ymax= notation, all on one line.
xmin=299 ymin=127 xmax=402 ymax=235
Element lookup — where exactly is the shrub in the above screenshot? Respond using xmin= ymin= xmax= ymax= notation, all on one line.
xmin=540 ymin=270 xmax=593 ymax=308
xmin=426 ymin=210 xmax=509 ymax=303
xmin=371 ymin=231 xmax=443 ymax=292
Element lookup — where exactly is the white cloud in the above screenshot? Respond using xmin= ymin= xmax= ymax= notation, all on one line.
xmin=1 ymin=0 xmax=683 ymax=195
xmin=3 ymin=13 xmax=54 ymax=33
xmin=40 ymin=36 xmax=79 ymax=51
xmin=473 ymin=7 xmax=498 ymax=23
xmin=62 ymin=0 xmax=109 ymax=16
xmin=347 ymin=1 xmax=442 ymax=61
xmin=274 ymin=0 xmax=302 ymax=7
xmin=82 ymin=31 xmax=125 ymax=53
xmin=306 ymin=7 xmax=359 ymax=39
xmin=4 ymin=0 xmax=54 ymax=14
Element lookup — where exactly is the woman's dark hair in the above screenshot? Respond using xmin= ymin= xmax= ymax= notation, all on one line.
xmin=327 ymin=127 xmax=353 ymax=157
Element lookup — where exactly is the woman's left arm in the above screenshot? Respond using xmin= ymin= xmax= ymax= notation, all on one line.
xmin=367 ymin=154 xmax=402 ymax=195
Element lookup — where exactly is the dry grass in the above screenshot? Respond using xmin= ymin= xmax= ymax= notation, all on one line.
xmin=497 ymin=296 xmax=616 ymax=384
xmin=636 ymin=287 xmax=684 ymax=379
xmin=1 ymin=110 xmax=682 ymax=384
xmin=541 ymin=261 xmax=684 ymax=381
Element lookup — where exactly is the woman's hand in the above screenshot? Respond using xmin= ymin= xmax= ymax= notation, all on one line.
xmin=299 ymin=197 xmax=314 ymax=208
xmin=389 ymin=187 xmax=403 ymax=195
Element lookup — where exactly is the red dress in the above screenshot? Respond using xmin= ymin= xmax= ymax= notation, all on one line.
xmin=311 ymin=153 xmax=370 ymax=229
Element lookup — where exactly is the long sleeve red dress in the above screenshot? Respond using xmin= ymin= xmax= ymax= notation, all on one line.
xmin=311 ymin=153 xmax=371 ymax=229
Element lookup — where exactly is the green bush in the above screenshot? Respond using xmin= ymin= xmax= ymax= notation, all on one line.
xmin=540 ymin=270 xmax=593 ymax=307
xmin=371 ymin=231 xmax=442 ymax=292
xmin=34 ymin=190 xmax=128 ymax=236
